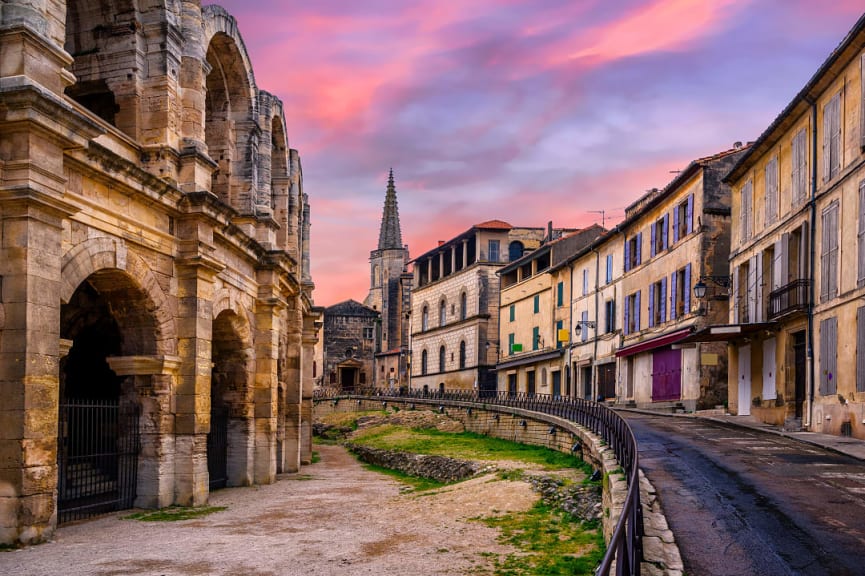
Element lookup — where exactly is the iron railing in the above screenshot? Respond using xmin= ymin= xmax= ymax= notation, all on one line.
xmin=768 ymin=279 xmax=810 ymax=319
xmin=314 ymin=387 xmax=642 ymax=575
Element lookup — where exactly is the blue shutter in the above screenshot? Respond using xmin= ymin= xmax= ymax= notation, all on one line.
xmin=636 ymin=233 xmax=643 ymax=265
xmin=686 ymin=194 xmax=694 ymax=234
xmin=650 ymin=223 xmax=657 ymax=258
xmin=670 ymin=272 xmax=678 ymax=320
xmin=684 ymin=264 xmax=692 ymax=315
xmin=672 ymin=207 xmax=680 ymax=244
xmin=624 ymin=240 xmax=630 ymax=272
xmin=662 ymin=214 xmax=669 ymax=250
xmin=581 ymin=311 xmax=588 ymax=342
xmin=624 ymin=296 xmax=630 ymax=335
xmin=660 ymin=276 xmax=667 ymax=322
xmin=635 ymin=290 xmax=641 ymax=331
xmin=606 ymin=254 xmax=613 ymax=283
xmin=648 ymin=283 xmax=655 ymax=327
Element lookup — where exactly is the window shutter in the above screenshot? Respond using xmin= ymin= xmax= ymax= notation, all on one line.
xmin=780 ymin=233 xmax=790 ymax=285
xmin=858 ymin=306 xmax=865 ymax=392
xmin=660 ymin=276 xmax=667 ymax=322
xmin=662 ymin=214 xmax=669 ymax=250
xmin=831 ymin=94 xmax=841 ymax=179
xmin=859 ymin=180 xmax=865 ymax=287
xmin=624 ymin=295 xmax=630 ymax=335
xmin=650 ymin=223 xmax=657 ymax=258
xmin=672 ymin=206 xmax=680 ymax=243
xmin=748 ymin=256 xmax=759 ymax=323
xmin=823 ymin=98 xmax=832 ymax=182
xmin=821 ymin=205 xmax=832 ymax=301
xmin=686 ymin=194 xmax=694 ymax=234
xmin=636 ymin=232 xmax=642 ymax=265
xmin=755 ymin=251 xmax=764 ymax=323
xmin=765 ymin=156 xmax=778 ymax=225
xmin=581 ymin=311 xmax=588 ymax=342
xmin=648 ymin=283 xmax=655 ymax=327
xmin=732 ymin=265 xmax=740 ymax=324
xmin=624 ymin=239 xmax=630 ymax=272
xmin=861 ymin=54 xmax=865 ymax=149
xmin=670 ymin=271 xmax=677 ymax=320
xmin=820 ymin=317 xmax=838 ymax=395
xmin=607 ymin=254 xmax=613 ymax=283
xmin=773 ymin=238 xmax=784 ymax=290
xmin=684 ymin=264 xmax=691 ymax=316
xmin=635 ymin=290 xmax=641 ymax=331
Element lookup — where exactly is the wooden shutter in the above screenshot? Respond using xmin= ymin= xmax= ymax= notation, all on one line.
xmin=732 ymin=265 xmax=740 ymax=323
xmin=762 ymin=338 xmax=777 ymax=400
xmin=747 ymin=256 xmax=757 ymax=323
xmin=670 ymin=271 xmax=677 ymax=320
xmin=820 ymin=316 xmax=838 ymax=395
xmin=823 ymin=98 xmax=832 ymax=182
xmin=648 ymin=283 xmax=655 ymax=327
xmin=636 ymin=232 xmax=642 ymax=265
xmin=624 ymin=239 xmax=630 ymax=272
xmin=635 ymin=290 xmax=641 ymax=331
xmin=830 ymin=93 xmax=841 ymax=179
xmin=624 ymin=295 xmax=630 ymax=335
xmin=821 ymin=202 xmax=839 ymax=301
xmin=773 ymin=238 xmax=784 ymax=290
xmin=780 ymin=233 xmax=790 ymax=285
xmin=858 ymin=306 xmax=865 ymax=392
xmin=683 ymin=264 xmax=691 ymax=316
xmin=755 ymin=251 xmax=764 ymax=323
xmin=650 ymin=222 xmax=657 ymax=258
xmin=581 ymin=311 xmax=588 ymax=342
xmin=672 ymin=206 xmax=680 ymax=244
xmin=859 ymin=180 xmax=865 ymax=287
xmin=765 ymin=156 xmax=778 ymax=224
xmin=686 ymin=194 xmax=694 ymax=234
xmin=741 ymin=180 xmax=752 ymax=242
xmin=660 ymin=276 xmax=667 ymax=323
xmin=662 ymin=214 xmax=669 ymax=250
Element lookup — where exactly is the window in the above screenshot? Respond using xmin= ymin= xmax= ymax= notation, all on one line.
xmin=823 ymin=91 xmax=841 ymax=182
xmin=792 ymin=128 xmax=808 ymax=206
xmin=604 ymin=299 xmax=616 ymax=333
xmin=362 ymin=326 xmax=374 ymax=340
xmin=460 ymin=291 xmax=467 ymax=320
xmin=650 ymin=215 xmax=669 ymax=257
xmin=672 ymin=194 xmax=694 ymax=243
xmin=740 ymin=179 xmax=753 ymax=242
xmin=509 ymin=304 xmax=515 ymax=322
xmin=557 ymin=281 xmax=564 ymax=307
xmin=532 ymin=326 xmax=540 ymax=350
xmin=459 ymin=341 xmax=466 ymax=369
xmin=527 ymin=371 xmax=536 ymax=397
xmin=821 ymin=201 xmax=839 ymax=301
xmin=509 ymin=241 xmax=524 ymax=261
xmin=580 ymin=311 xmax=588 ymax=342
xmin=605 ymin=255 xmax=613 ymax=284
xmin=422 ymin=305 xmax=429 ymax=331
xmin=488 ymin=239 xmax=500 ymax=262
xmin=508 ymin=333 xmax=515 ymax=356
xmin=670 ymin=264 xmax=691 ymax=320
xmin=439 ymin=345 xmax=446 ymax=372
xmin=421 ymin=350 xmax=428 ymax=375
xmin=582 ymin=269 xmax=589 ymax=296
xmin=648 ymin=278 xmax=667 ymax=327
xmin=439 ymin=299 xmax=446 ymax=326
xmin=624 ymin=233 xmax=642 ymax=271
xmin=533 ymin=294 xmax=539 ymax=314
xmin=765 ymin=156 xmax=779 ymax=225
xmin=820 ymin=316 xmax=837 ymax=395
xmin=359 ymin=371 xmax=367 ymax=384
xmin=556 ymin=320 xmax=563 ymax=349
xmin=624 ymin=291 xmax=641 ymax=335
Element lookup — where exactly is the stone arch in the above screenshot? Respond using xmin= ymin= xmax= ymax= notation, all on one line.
xmin=61 ymin=237 xmax=176 ymax=356
xmin=202 ymin=5 xmax=258 ymax=214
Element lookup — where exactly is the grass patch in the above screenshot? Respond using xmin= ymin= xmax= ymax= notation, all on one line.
xmin=311 ymin=451 xmax=321 ymax=464
xmin=352 ymin=427 xmax=587 ymax=471
xmin=361 ymin=462 xmax=448 ymax=492
xmin=479 ymin=501 xmax=605 ymax=575
xmin=122 ymin=505 xmax=227 ymax=522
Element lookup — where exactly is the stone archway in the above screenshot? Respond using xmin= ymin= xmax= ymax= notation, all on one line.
xmin=210 ymin=309 xmax=255 ymax=489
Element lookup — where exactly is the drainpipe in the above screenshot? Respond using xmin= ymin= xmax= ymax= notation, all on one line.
xmin=567 ymin=257 xmax=574 ymax=397
xmin=806 ymin=98 xmax=817 ymax=429
xmin=591 ymin=244 xmax=601 ymax=401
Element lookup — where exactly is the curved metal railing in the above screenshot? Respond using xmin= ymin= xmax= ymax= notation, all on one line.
xmin=313 ymin=387 xmax=642 ymax=576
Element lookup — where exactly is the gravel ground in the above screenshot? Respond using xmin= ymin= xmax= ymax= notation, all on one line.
xmin=1 ymin=445 xmax=539 ymax=576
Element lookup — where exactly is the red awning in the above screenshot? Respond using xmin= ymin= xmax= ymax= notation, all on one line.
xmin=615 ymin=328 xmax=694 ymax=358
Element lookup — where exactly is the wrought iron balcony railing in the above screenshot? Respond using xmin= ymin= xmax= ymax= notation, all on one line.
xmin=768 ymin=279 xmax=810 ymax=320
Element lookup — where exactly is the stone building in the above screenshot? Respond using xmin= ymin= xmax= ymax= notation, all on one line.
xmin=363 ymin=170 xmax=411 ymax=387
xmin=410 ymin=221 xmax=548 ymax=395
xmin=0 ymin=1 xmax=318 ymax=545
xmin=322 ymin=300 xmax=378 ymax=390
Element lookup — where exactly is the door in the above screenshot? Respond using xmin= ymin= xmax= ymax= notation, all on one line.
xmin=793 ymin=331 xmax=806 ymax=417
xmin=652 ymin=348 xmax=682 ymax=402
xmin=507 ymin=373 xmax=517 ymax=396
xmin=598 ymin=363 xmax=616 ymax=400
xmin=738 ymin=344 xmax=752 ymax=416
xmin=551 ymin=371 xmax=562 ymax=397
xmin=582 ymin=366 xmax=592 ymax=399
xmin=762 ymin=338 xmax=777 ymax=401
xmin=339 ymin=367 xmax=357 ymax=391
xmin=527 ymin=371 xmax=536 ymax=397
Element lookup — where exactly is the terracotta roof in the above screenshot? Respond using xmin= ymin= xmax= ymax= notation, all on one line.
xmin=473 ymin=219 xmax=512 ymax=230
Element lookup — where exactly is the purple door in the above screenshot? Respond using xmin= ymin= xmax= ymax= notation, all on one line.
xmin=652 ymin=347 xmax=682 ymax=402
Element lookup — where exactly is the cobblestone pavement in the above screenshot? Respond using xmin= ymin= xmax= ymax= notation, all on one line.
xmin=623 ymin=412 xmax=865 ymax=576
xmin=0 ymin=444 xmax=537 ymax=576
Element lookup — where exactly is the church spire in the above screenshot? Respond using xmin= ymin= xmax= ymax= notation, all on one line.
xmin=377 ymin=168 xmax=403 ymax=250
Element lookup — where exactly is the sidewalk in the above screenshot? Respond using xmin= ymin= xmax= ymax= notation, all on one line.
xmin=624 ymin=408 xmax=865 ymax=462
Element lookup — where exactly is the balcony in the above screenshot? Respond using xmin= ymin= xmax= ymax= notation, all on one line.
xmin=768 ymin=279 xmax=810 ymax=320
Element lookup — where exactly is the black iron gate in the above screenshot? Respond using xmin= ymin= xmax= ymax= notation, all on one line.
xmin=207 ymin=409 xmax=229 ymax=490
xmin=58 ymin=399 xmax=139 ymax=524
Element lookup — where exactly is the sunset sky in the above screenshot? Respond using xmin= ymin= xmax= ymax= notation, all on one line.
xmin=209 ymin=1 xmax=863 ymax=306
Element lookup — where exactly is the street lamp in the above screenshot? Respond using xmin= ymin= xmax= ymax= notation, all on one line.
xmin=574 ymin=320 xmax=596 ymax=334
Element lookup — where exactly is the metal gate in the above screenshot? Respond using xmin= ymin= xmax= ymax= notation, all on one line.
xmin=207 ymin=409 xmax=229 ymax=490
xmin=58 ymin=399 xmax=139 ymax=524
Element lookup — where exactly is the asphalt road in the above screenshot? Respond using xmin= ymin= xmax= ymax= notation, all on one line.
xmin=623 ymin=412 xmax=865 ymax=576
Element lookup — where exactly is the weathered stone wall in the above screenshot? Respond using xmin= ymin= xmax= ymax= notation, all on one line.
xmin=345 ymin=445 xmax=484 ymax=482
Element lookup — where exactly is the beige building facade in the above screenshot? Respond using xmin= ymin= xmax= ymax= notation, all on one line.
xmin=723 ymin=15 xmax=865 ymax=438
xmin=0 ymin=1 xmax=317 ymax=545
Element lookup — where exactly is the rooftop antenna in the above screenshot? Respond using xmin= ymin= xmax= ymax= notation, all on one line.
xmin=588 ymin=210 xmax=605 ymax=228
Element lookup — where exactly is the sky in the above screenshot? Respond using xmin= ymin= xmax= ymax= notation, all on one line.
xmin=208 ymin=0 xmax=863 ymax=307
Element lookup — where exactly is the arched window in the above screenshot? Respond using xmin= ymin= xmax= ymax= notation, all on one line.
xmin=439 ymin=299 xmax=446 ymax=327
xmin=422 ymin=305 xmax=429 ymax=331
xmin=460 ymin=291 xmax=467 ymax=320
xmin=509 ymin=241 xmax=525 ymax=261
xmin=459 ymin=341 xmax=466 ymax=369
xmin=421 ymin=349 xmax=428 ymax=375
xmin=439 ymin=345 xmax=446 ymax=372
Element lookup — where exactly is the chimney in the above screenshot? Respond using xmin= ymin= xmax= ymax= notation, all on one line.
xmin=733 ymin=141 xmax=743 ymax=149
xmin=438 ymin=240 xmax=445 ymax=247
xmin=547 ymin=221 xmax=553 ymax=241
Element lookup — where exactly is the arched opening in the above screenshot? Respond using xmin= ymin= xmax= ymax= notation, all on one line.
xmin=459 ymin=341 xmax=467 ymax=369
xmin=59 ymin=270 xmax=157 ymax=523
xmin=271 ymin=116 xmax=288 ymax=208
xmin=64 ymin=0 xmax=141 ymax=136
xmin=422 ymin=305 xmax=429 ymax=331
xmin=439 ymin=299 xmax=446 ymax=327
xmin=421 ymin=349 xmax=428 ymax=375
xmin=210 ymin=310 xmax=254 ymax=490
xmin=439 ymin=345 xmax=446 ymax=373
xmin=509 ymin=241 xmax=525 ymax=262
xmin=460 ymin=291 xmax=467 ymax=321
xmin=205 ymin=32 xmax=254 ymax=212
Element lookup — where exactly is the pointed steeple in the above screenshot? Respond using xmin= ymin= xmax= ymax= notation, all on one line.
xmin=377 ymin=168 xmax=404 ymax=250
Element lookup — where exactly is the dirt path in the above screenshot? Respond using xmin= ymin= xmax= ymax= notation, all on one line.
xmin=1 ymin=445 xmax=539 ymax=576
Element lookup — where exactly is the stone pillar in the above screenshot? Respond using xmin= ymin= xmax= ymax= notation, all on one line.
xmin=300 ymin=311 xmax=320 ymax=464
xmin=286 ymin=150 xmax=301 ymax=259
xmin=106 ymin=355 xmax=181 ymax=509
xmin=282 ymin=293 xmax=303 ymax=473
xmin=451 ymin=246 xmax=456 ymax=274
xmin=251 ymin=286 xmax=281 ymax=484
xmin=438 ymin=251 xmax=444 ymax=280
xmin=301 ymin=196 xmax=312 ymax=284
xmin=462 ymin=240 xmax=468 ymax=270
xmin=427 ymin=259 xmax=433 ymax=284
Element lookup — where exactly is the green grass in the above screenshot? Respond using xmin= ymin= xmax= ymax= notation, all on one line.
xmin=352 ymin=427 xmax=587 ymax=471
xmin=122 ymin=505 xmax=227 ymax=522
xmin=479 ymin=501 xmax=605 ymax=575
xmin=361 ymin=462 xmax=448 ymax=491
xmin=311 ymin=451 xmax=321 ymax=463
